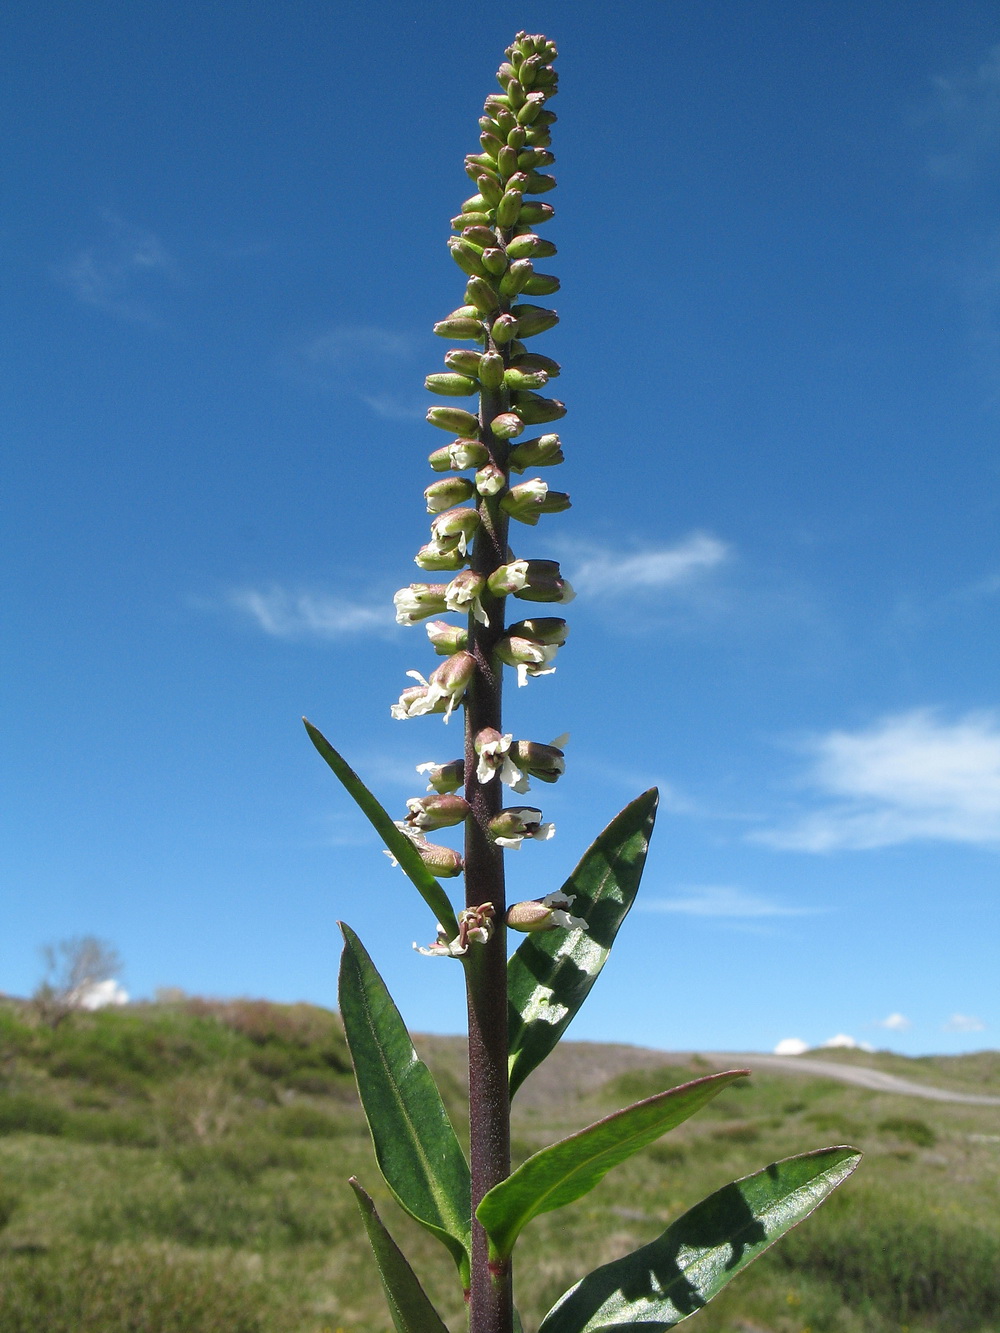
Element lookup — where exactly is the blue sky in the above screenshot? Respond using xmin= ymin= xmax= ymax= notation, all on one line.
xmin=3 ymin=1 xmax=998 ymax=1056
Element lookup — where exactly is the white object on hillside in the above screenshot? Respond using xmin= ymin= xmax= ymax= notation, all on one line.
xmin=69 ymin=978 xmax=129 ymax=1010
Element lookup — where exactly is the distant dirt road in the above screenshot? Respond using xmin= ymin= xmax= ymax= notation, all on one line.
xmin=708 ymin=1053 xmax=1000 ymax=1106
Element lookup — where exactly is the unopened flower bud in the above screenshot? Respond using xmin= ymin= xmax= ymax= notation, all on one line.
xmin=504 ymin=366 xmax=549 ymax=392
xmin=491 ymin=313 xmax=519 ymax=344
xmin=515 ymin=91 xmax=547 ymax=125
xmin=510 ymin=304 xmax=559 ymax=338
xmin=496 ymin=188 xmax=523 ymax=228
xmin=511 ymin=351 xmax=560 ymax=377
xmin=511 ymin=738 xmax=566 ymax=783
xmin=394 ymin=583 xmax=449 ymax=626
xmin=425 ymin=619 xmax=468 ymax=655
xmin=497 ymin=144 xmax=519 ymax=179
xmin=475 ymin=462 xmax=505 ymax=496
xmin=518 ymin=201 xmax=555 ymax=225
xmin=517 ymin=148 xmax=555 ymax=171
xmin=476 ymin=173 xmax=503 ymax=208
xmin=505 ymin=79 xmax=527 ymax=111
xmin=448 ymin=238 xmax=489 ymax=278
xmin=522 ymin=272 xmax=560 ymax=296
xmin=508 ymin=433 xmax=564 ymax=472
xmin=452 ymin=211 xmax=492 ymax=231
xmin=433 ymin=314 xmax=485 ymax=341
xmin=478 ymin=350 xmax=505 ymax=390
xmin=499 ymin=258 xmax=534 ymax=299
xmin=505 ymin=233 xmax=557 ymax=261
xmin=507 ymin=617 xmax=568 ymax=645
xmin=416 ymin=759 xmax=464 ymax=794
xmin=489 ymin=806 xmax=555 ymax=849
xmin=445 ymin=570 xmax=489 ymax=625
xmin=507 ymin=892 xmax=587 ymax=933
xmin=425 ymin=476 xmax=475 ymax=513
xmin=428 ymin=439 xmax=489 ymax=472
xmin=462 ymin=192 xmax=491 ymax=214
xmin=405 ymin=793 xmax=471 ymax=831
xmin=524 ymin=172 xmax=556 ymax=195
xmin=425 ymin=372 xmax=477 ymax=397
xmin=426 ymin=406 xmax=480 ymax=435
xmin=465 ymin=275 xmax=500 ymax=315
xmin=488 ymin=558 xmax=575 ymax=603
xmin=490 ymin=411 xmax=524 ymax=440
xmin=462 ymin=224 xmax=497 ymax=248
xmin=512 ymin=391 xmax=566 ymax=425
xmin=479 ymin=131 xmax=504 ymax=158
xmin=505 ymin=126 xmax=527 ymax=152
xmin=481 ymin=247 xmax=508 ymax=277
xmin=444 ymin=349 xmax=483 ymax=377
xmin=415 ymin=843 xmax=465 ymax=879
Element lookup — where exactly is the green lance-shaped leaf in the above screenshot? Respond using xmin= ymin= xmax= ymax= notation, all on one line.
xmin=538 ymin=1147 xmax=862 ymax=1333
xmin=508 ymin=789 xmax=658 ymax=1098
xmin=478 ymin=1070 xmax=748 ymax=1260
xmin=349 ymin=1178 xmax=451 ymax=1333
xmin=305 ymin=719 xmax=459 ymax=938
xmin=339 ymin=924 xmax=471 ymax=1284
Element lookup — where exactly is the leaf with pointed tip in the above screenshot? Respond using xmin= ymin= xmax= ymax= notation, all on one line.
xmin=339 ymin=924 xmax=471 ymax=1284
xmin=478 ymin=1070 xmax=748 ymax=1260
xmin=350 ymin=1178 xmax=452 ymax=1333
xmin=538 ymin=1147 xmax=862 ymax=1333
xmin=305 ymin=719 xmax=458 ymax=938
xmin=508 ymin=790 xmax=658 ymax=1098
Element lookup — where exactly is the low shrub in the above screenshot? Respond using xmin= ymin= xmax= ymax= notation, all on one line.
xmin=0 ymin=1095 xmax=67 ymax=1137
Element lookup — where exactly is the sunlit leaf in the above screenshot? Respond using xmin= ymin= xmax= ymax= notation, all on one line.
xmin=305 ymin=719 xmax=458 ymax=937
xmin=350 ymin=1178 xmax=452 ymax=1333
xmin=339 ymin=924 xmax=471 ymax=1284
xmin=507 ymin=790 xmax=658 ymax=1098
xmin=478 ymin=1071 xmax=747 ymax=1259
xmin=538 ymin=1147 xmax=862 ymax=1333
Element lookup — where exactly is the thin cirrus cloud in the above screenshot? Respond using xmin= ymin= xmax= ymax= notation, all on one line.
xmin=754 ymin=709 xmax=1000 ymax=852
xmin=54 ymin=209 xmax=176 ymax=326
xmin=637 ymin=884 xmax=816 ymax=919
xmin=942 ymin=1013 xmax=986 ymax=1033
xmin=923 ymin=42 xmax=1000 ymax=181
xmin=228 ymin=586 xmax=394 ymax=639
xmin=565 ymin=532 xmax=730 ymax=599
xmin=288 ymin=325 xmax=426 ymax=420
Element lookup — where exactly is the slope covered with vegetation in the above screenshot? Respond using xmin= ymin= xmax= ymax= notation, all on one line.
xmin=0 ymin=998 xmax=997 ymax=1332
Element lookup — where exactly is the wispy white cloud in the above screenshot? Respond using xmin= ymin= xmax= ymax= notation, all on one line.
xmin=924 ymin=43 xmax=1000 ymax=180
xmin=942 ymin=1013 xmax=986 ymax=1033
xmin=566 ymin=532 xmax=730 ymax=599
xmin=287 ymin=324 xmax=426 ymax=418
xmin=875 ymin=1012 xmax=912 ymax=1032
xmin=755 ymin=709 xmax=1000 ymax=852
xmin=228 ymin=585 xmax=394 ymax=638
xmin=820 ymin=1034 xmax=874 ymax=1052
xmin=637 ymin=884 xmax=816 ymax=918
xmin=55 ymin=209 xmax=176 ymax=325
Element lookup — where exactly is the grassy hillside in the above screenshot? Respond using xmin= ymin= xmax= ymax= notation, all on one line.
xmin=1 ymin=998 xmax=998 ymax=1333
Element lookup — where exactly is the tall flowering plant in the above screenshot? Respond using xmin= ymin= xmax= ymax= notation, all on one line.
xmin=306 ymin=34 xmax=859 ymax=1333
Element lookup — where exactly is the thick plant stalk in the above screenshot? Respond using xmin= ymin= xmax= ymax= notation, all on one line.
xmin=463 ymin=388 xmax=513 ymax=1332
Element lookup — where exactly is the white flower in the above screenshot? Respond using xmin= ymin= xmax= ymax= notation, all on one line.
xmin=474 ymin=729 xmax=523 ymax=787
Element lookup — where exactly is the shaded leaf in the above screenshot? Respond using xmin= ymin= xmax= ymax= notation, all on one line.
xmin=508 ymin=790 xmax=658 ymax=1098
xmin=339 ymin=924 xmax=471 ymax=1284
xmin=305 ymin=719 xmax=459 ymax=938
xmin=538 ymin=1147 xmax=862 ymax=1333
xmin=478 ymin=1071 xmax=748 ymax=1259
xmin=350 ymin=1178 xmax=452 ymax=1333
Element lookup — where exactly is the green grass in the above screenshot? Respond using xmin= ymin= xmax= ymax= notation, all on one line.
xmin=1 ymin=998 xmax=998 ymax=1332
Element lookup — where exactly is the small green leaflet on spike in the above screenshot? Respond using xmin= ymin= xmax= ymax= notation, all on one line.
xmin=537 ymin=1147 xmax=862 ymax=1333
xmin=305 ymin=719 xmax=459 ymax=938
xmin=507 ymin=789 xmax=658 ymax=1098
xmin=338 ymin=924 xmax=471 ymax=1286
xmin=350 ymin=1178 xmax=452 ymax=1333
xmin=478 ymin=1070 xmax=748 ymax=1260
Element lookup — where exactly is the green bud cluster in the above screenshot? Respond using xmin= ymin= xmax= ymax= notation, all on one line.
xmin=392 ymin=32 xmax=574 ymax=887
